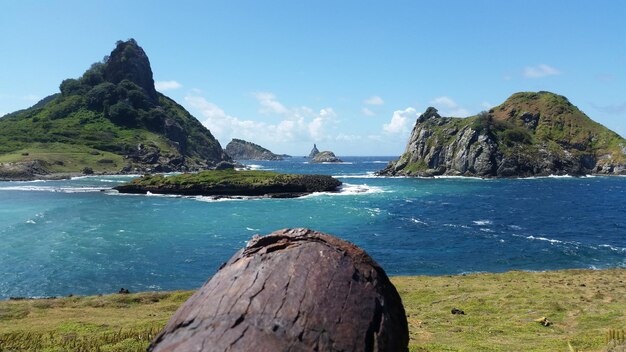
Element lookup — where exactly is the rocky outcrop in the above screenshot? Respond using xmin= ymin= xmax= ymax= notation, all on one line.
xmin=114 ymin=170 xmax=342 ymax=198
xmin=0 ymin=161 xmax=50 ymax=181
xmin=311 ymin=150 xmax=343 ymax=163
xmin=308 ymin=144 xmax=320 ymax=158
xmin=104 ymin=39 xmax=158 ymax=102
xmin=379 ymin=92 xmax=626 ymax=177
xmin=225 ymin=139 xmax=284 ymax=160
xmin=149 ymin=228 xmax=408 ymax=352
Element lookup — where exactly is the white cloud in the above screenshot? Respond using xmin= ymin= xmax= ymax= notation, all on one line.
xmin=155 ymin=80 xmax=182 ymax=91
xmin=383 ymin=107 xmax=417 ymax=134
xmin=430 ymin=96 xmax=469 ymax=116
xmin=185 ymin=92 xmax=337 ymax=147
xmin=253 ymin=92 xmax=289 ymax=115
xmin=523 ymin=64 xmax=561 ymax=78
xmin=364 ymin=95 xmax=384 ymax=105
xmin=361 ymin=107 xmax=376 ymax=116
xmin=335 ymin=133 xmax=361 ymax=142
xmin=431 ymin=96 xmax=456 ymax=109
xmin=308 ymin=108 xmax=337 ymax=141
xmin=481 ymin=102 xmax=493 ymax=110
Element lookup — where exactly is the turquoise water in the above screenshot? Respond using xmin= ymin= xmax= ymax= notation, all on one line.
xmin=1 ymin=157 xmax=625 ymax=299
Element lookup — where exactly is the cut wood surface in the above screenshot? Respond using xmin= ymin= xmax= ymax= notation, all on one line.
xmin=149 ymin=228 xmax=408 ymax=352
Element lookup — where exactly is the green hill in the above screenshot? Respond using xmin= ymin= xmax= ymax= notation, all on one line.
xmin=0 ymin=39 xmax=229 ymax=180
xmin=380 ymin=91 xmax=626 ymax=177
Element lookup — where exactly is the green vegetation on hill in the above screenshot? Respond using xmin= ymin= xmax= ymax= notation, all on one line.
xmin=128 ymin=169 xmax=298 ymax=186
xmin=1 ymin=270 xmax=624 ymax=351
xmin=490 ymin=91 xmax=626 ymax=163
xmin=0 ymin=39 xmax=227 ymax=176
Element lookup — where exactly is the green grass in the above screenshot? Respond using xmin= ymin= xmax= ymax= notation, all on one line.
xmin=0 ymin=143 xmax=125 ymax=173
xmin=1 ymin=269 xmax=624 ymax=351
xmin=127 ymin=169 xmax=300 ymax=187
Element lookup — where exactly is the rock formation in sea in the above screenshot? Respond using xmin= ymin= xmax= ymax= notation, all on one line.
xmin=224 ymin=139 xmax=284 ymax=160
xmin=149 ymin=228 xmax=408 ymax=352
xmin=114 ymin=170 xmax=342 ymax=198
xmin=379 ymin=91 xmax=626 ymax=177
xmin=0 ymin=39 xmax=230 ymax=180
xmin=311 ymin=150 xmax=343 ymax=163
xmin=308 ymin=144 xmax=320 ymax=158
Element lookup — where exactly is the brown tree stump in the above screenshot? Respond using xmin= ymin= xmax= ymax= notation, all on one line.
xmin=149 ymin=228 xmax=408 ymax=352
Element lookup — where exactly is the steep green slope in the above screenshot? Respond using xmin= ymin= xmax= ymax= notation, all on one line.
xmin=380 ymin=92 xmax=626 ymax=177
xmin=0 ymin=39 xmax=229 ymax=179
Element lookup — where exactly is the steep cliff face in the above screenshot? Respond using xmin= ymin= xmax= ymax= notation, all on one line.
xmin=225 ymin=139 xmax=284 ymax=160
xmin=379 ymin=92 xmax=626 ymax=177
xmin=104 ymin=39 xmax=159 ymax=102
xmin=0 ymin=39 xmax=230 ymax=179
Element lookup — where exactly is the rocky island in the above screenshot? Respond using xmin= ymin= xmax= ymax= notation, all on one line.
xmin=0 ymin=39 xmax=230 ymax=181
xmin=311 ymin=150 xmax=343 ymax=163
xmin=224 ymin=138 xmax=284 ymax=160
xmin=379 ymin=91 xmax=626 ymax=177
xmin=307 ymin=144 xmax=342 ymax=163
xmin=114 ymin=169 xmax=341 ymax=198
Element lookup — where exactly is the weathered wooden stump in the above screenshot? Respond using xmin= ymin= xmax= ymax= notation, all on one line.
xmin=149 ymin=228 xmax=408 ymax=352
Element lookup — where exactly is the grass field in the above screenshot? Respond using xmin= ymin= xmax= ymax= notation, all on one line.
xmin=0 ymin=269 xmax=624 ymax=351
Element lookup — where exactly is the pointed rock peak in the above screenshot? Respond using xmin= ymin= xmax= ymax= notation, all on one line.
xmin=417 ymin=107 xmax=441 ymax=122
xmin=308 ymin=144 xmax=320 ymax=158
xmin=103 ymin=39 xmax=158 ymax=101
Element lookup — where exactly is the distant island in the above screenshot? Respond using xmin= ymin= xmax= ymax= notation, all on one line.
xmin=307 ymin=144 xmax=343 ymax=163
xmin=379 ymin=91 xmax=626 ymax=177
xmin=114 ymin=169 xmax=341 ymax=199
xmin=0 ymin=39 xmax=229 ymax=181
xmin=311 ymin=151 xmax=342 ymax=163
xmin=225 ymin=139 xmax=285 ymax=161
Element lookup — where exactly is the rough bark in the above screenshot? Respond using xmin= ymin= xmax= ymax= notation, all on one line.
xmin=149 ymin=228 xmax=408 ymax=352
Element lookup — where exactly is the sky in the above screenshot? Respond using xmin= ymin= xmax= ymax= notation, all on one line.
xmin=1 ymin=1 xmax=625 ymax=156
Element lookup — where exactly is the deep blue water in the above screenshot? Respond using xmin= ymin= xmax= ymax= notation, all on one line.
xmin=1 ymin=156 xmax=625 ymax=299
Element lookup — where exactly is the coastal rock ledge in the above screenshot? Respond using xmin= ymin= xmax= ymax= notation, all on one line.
xmin=114 ymin=170 xmax=341 ymax=198
xmin=379 ymin=92 xmax=626 ymax=177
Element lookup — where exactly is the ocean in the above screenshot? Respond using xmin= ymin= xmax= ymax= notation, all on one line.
xmin=1 ymin=156 xmax=625 ymax=299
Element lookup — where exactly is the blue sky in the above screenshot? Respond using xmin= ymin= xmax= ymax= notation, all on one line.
xmin=1 ymin=1 xmax=625 ymax=155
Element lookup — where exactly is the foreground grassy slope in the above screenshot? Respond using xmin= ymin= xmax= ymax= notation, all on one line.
xmin=1 ymin=269 xmax=624 ymax=351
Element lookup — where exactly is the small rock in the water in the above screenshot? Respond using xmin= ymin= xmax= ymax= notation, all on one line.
xmin=451 ymin=308 xmax=465 ymax=315
xmin=118 ymin=288 xmax=130 ymax=294
xmin=535 ymin=317 xmax=551 ymax=326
